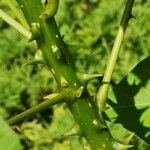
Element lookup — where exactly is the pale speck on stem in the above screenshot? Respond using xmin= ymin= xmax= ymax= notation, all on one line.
xmin=102 ymin=144 xmax=106 ymax=148
xmin=89 ymin=102 xmax=92 ymax=108
xmin=74 ymin=83 xmax=77 ymax=87
xmin=51 ymin=44 xmax=59 ymax=53
xmin=92 ymin=119 xmax=98 ymax=126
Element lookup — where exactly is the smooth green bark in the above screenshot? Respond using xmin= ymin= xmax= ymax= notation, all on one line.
xmin=97 ymin=0 xmax=135 ymax=111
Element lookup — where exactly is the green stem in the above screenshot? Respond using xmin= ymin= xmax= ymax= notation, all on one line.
xmin=96 ymin=0 xmax=135 ymax=111
xmin=16 ymin=0 xmax=78 ymax=87
xmin=0 ymin=9 xmax=31 ymax=39
xmin=10 ymin=0 xmax=131 ymax=149
xmin=7 ymin=89 xmax=74 ymax=126
xmin=69 ymin=97 xmax=116 ymax=150
xmin=4 ymin=0 xmax=30 ymax=30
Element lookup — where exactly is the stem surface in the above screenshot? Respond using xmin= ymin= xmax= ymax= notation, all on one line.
xmin=96 ymin=0 xmax=135 ymax=111
xmin=8 ymin=89 xmax=73 ymax=126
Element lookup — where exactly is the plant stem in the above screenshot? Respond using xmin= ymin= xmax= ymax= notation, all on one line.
xmin=4 ymin=0 xmax=30 ymax=30
xmin=7 ymin=89 xmax=73 ymax=126
xmin=10 ymin=0 xmax=132 ymax=149
xmin=0 ymin=9 xmax=31 ymax=39
xmin=96 ymin=0 xmax=135 ymax=111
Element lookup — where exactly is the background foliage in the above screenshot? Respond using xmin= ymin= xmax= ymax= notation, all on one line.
xmin=0 ymin=0 xmax=150 ymax=149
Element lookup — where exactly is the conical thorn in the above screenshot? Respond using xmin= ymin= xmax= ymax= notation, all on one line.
xmin=64 ymin=124 xmax=81 ymax=137
xmin=130 ymin=13 xmax=136 ymax=20
xmin=113 ymin=141 xmax=134 ymax=150
xmin=124 ymin=132 xmax=135 ymax=144
xmin=43 ymin=93 xmax=59 ymax=100
xmin=22 ymin=59 xmax=43 ymax=67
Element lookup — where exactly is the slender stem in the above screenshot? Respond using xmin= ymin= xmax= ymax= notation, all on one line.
xmin=0 ymin=9 xmax=31 ymax=39
xmin=96 ymin=0 xmax=135 ymax=111
xmin=4 ymin=0 xmax=30 ymax=30
xmin=7 ymin=89 xmax=74 ymax=126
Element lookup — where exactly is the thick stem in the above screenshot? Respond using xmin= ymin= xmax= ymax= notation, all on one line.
xmin=68 ymin=96 xmax=116 ymax=150
xmin=96 ymin=0 xmax=135 ymax=111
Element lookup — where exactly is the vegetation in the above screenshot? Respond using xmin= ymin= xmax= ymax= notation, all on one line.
xmin=0 ymin=0 xmax=150 ymax=149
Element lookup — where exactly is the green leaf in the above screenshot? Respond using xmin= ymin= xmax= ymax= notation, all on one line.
xmin=107 ymin=56 xmax=150 ymax=144
xmin=0 ymin=116 xmax=22 ymax=150
xmin=107 ymin=121 xmax=150 ymax=150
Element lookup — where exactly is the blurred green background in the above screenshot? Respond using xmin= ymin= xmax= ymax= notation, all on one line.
xmin=0 ymin=0 xmax=150 ymax=149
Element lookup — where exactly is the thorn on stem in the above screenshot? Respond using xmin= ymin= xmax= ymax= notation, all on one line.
xmin=124 ymin=133 xmax=135 ymax=144
xmin=130 ymin=13 xmax=136 ymax=20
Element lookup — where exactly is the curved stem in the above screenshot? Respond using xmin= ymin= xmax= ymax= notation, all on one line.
xmin=0 ymin=9 xmax=31 ymax=39
xmin=96 ymin=0 xmax=135 ymax=111
xmin=7 ymin=89 xmax=74 ymax=126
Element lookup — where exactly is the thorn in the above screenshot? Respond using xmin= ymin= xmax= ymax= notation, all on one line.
xmin=61 ymin=34 xmax=65 ymax=39
xmin=84 ymin=144 xmax=91 ymax=150
xmin=76 ymin=86 xmax=84 ymax=97
xmin=130 ymin=14 xmax=136 ymax=20
xmin=92 ymin=119 xmax=107 ymax=131
xmin=105 ymin=104 xmax=111 ymax=110
xmin=99 ymin=105 xmax=110 ymax=112
xmin=124 ymin=133 xmax=135 ymax=144
xmin=43 ymin=93 xmax=59 ymax=100
xmin=63 ymin=133 xmax=80 ymax=138
xmin=113 ymin=141 xmax=134 ymax=150
xmin=77 ymin=72 xmax=103 ymax=83
xmin=35 ymin=50 xmax=43 ymax=60
xmin=15 ymin=125 xmax=22 ymax=133
xmin=63 ymin=124 xmax=81 ymax=137
xmin=60 ymin=77 xmax=68 ymax=87
xmin=67 ymin=43 xmax=83 ymax=59
xmin=22 ymin=59 xmax=43 ymax=67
